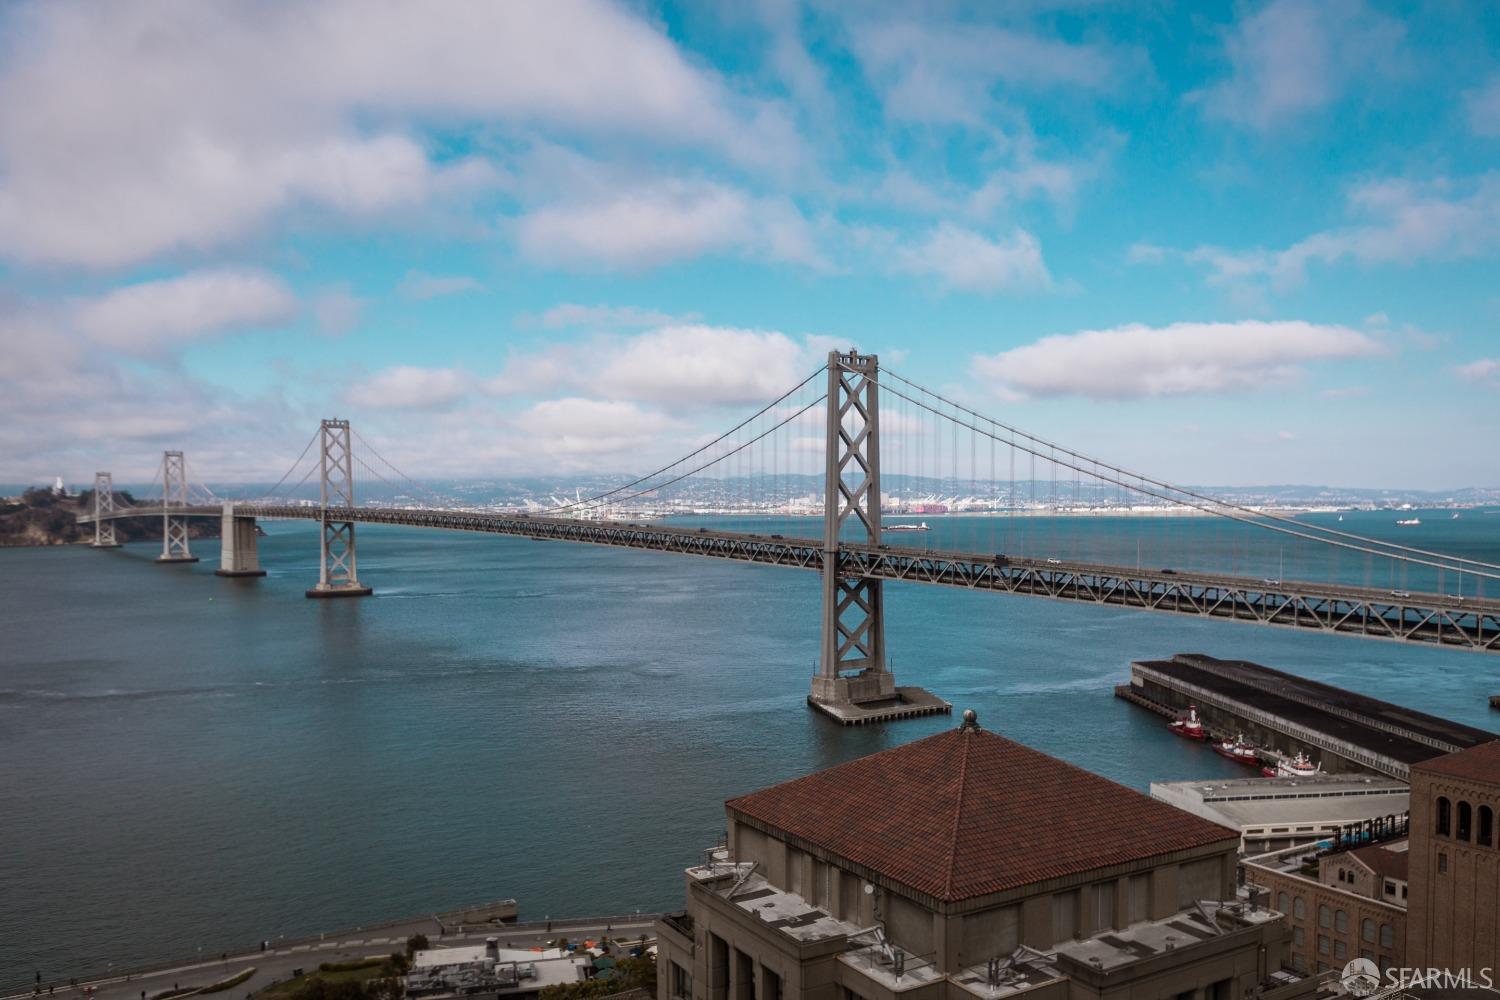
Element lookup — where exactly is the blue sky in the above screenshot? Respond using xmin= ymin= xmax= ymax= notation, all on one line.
xmin=0 ymin=0 xmax=1496 ymax=488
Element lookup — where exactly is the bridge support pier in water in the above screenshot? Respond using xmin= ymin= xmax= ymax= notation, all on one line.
xmin=90 ymin=471 xmax=120 ymax=548
xmin=156 ymin=450 xmax=199 ymax=564
xmin=215 ymin=503 xmax=266 ymax=577
xmin=808 ymin=351 xmax=949 ymax=726
xmin=306 ymin=418 xmax=372 ymax=598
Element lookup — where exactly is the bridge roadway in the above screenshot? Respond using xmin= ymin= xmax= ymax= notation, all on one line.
xmin=84 ymin=503 xmax=1500 ymax=652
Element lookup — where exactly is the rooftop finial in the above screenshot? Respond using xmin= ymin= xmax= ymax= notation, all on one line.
xmin=959 ymin=708 xmax=980 ymax=731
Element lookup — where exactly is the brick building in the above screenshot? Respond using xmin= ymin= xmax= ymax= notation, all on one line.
xmin=657 ymin=713 xmax=1312 ymax=1000
xmin=1243 ymin=841 xmax=1406 ymax=975
xmin=1406 ymin=739 xmax=1500 ymax=974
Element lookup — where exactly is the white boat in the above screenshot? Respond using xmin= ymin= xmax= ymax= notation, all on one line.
xmin=1268 ymin=751 xmax=1320 ymax=778
xmin=887 ymin=522 xmax=930 ymax=532
xmin=1396 ymin=518 xmax=1421 ymax=526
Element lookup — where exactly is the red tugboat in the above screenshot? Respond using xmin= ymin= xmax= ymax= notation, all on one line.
xmin=1168 ymin=705 xmax=1207 ymax=740
xmin=1211 ymin=733 xmax=1260 ymax=766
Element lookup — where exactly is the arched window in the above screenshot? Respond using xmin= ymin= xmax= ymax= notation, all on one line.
xmin=1479 ymin=806 xmax=1494 ymax=848
xmin=1278 ymin=891 xmax=1290 ymax=913
xmin=1437 ymin=797 xmax=1452 ymax=836
xmin=1294 ymin=896 xmax=1306 ymax=919
xmin=1380 ymin=924 xmax=1394 ymax=949
xmin=1319 ymin=903 xmax=1331 ymax=928
xmin=1335 ymin=910 xmax=1349 ymax=933
xmin=1458 ymin=801 xmax=1473 ymax=841
xmin=1362 ymin=918 xmax=1376 ymax=943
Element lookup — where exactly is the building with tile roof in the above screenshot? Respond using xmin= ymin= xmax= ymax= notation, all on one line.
xmin=656 ymin=712 xmax=1316 ymax=1000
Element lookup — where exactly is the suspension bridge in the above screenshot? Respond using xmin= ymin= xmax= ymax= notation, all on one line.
xmin=77 ymin=351 xmax=1500 ymax=724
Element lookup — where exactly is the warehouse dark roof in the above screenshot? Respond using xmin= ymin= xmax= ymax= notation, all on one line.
xmin=727 ymin=722 xmax=1236 ymax=903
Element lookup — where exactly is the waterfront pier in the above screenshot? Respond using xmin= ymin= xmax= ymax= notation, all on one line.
xmin=1118 ymin=653 xmax=1498 ymax=780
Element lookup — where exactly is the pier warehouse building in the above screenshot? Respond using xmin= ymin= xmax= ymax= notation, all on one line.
xmin=656 ymin=713 xmax=1312 ymax=1000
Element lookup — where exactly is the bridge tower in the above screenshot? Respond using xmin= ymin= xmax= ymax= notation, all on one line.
xmin=809 ymin=351 xmax=949 ymax=724
xmin=91 ymin=471 xmax=120 ymax=548
xmin=156 ymin=450 xmax=198 ymax=563
xmin=306 ymin=418 xmax=371 ymax=598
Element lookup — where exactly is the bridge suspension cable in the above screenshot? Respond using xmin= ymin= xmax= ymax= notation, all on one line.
xmin=537 ymin=364 xmax=829 ymax=517
xmin=872 ymin=368 xmax=1500 ymax=583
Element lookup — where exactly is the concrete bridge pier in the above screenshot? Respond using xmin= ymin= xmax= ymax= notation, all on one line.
xmin=215 ymin=503 xmax=266 ymax=578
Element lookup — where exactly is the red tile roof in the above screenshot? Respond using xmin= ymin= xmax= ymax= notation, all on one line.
xmin=1347 ymin=844 xmax=1409 ymax=883
xmin=727 ymin=726 xmax=1237 ymax=903
xmin=1413 ymin=740 xmax=1500 ymax=787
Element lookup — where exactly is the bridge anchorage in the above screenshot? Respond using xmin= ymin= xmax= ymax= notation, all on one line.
xmin=306 ymin=417 xmax=371 ymax=599
xmin=90 ymin=472 xmax=120 ymax=549
xmin=156 ymin=450 xmax=199 ymax=564
xmin=810 ymin=351 xmax=950 ymax=725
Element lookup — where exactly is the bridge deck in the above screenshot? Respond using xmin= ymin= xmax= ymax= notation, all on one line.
xmin=81 ymin=503 xmax=1500 ymax=652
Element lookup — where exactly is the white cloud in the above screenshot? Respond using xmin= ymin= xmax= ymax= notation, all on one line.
xmin=597 ymin=326 xmax=807 ymax=405
xmin=1195 ymin=0 xmax=1405 ymax=131
xmin=313 ymin=286 xmax=365 ymax=335
xmin=399 ymin=272 xmax=484 ymax=300
xmin=1466 ymin=77 xmax=1500 ymax=138
xmin=972 ymin=320 xmax=1383 ymax=400
xmin=1454 ymin=358 xmax=1499 ymax=387
xmin=345 ymin=366 xmax=472 ymax=410
xmin=73 ymin=269 xmax=296 ymax=353
xmin=1143 ymin=175 xmax=1500 ymax=296
xmin=0 ymin=0 xmax=799 ymax=269
xmin=848 ymin=19 xmax=1128 ymax=126
xmin=890 ymin=223 xmax=1051 ymax=294
xmin=512 ymin=398 xmax=679 ymax=456
xmin=514 ymin=181 xmax=824 ymax=271
xmin=533 ymin=303 xmax=697 ymax=329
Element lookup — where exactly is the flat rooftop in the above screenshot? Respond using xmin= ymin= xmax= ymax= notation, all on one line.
xmin=1152 ymin=775 xmax=1410 ymax=828
xmin=687 ymin=855 xmax=863 ymax=946
xmin=1135 ymin=654 xmax=1496 ymax=765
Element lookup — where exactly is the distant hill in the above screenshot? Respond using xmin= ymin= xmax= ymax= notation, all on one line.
xmin=0 ymin=487 xmax=218 ymax=547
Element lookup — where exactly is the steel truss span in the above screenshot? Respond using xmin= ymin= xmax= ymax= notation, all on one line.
xmin=82 ymin=503 xmax=1500 ymax=652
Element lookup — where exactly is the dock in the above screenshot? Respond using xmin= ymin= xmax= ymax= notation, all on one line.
xmin=1118 ymin=653 xmax=1498 ymax=780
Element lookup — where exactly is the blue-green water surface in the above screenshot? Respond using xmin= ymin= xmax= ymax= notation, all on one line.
xmin=1 ymin=511 xmax=1496 ymax=986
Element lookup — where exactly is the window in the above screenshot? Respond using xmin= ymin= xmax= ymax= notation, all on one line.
xmin=1319 ymin=935 xmax=1330 ymax=955
xmin=1294 ymin=896 xmax=1306 ymax=919
xmin=1438 ymin=852 xmax=1448 ymax=874
xmin=1335 ymin=941 xmax=1348 ymax=961
xmin=1380 ymin=924 xmax=1394 ymax=949
xmin=1052 ymin=889 xmax=1078 ymax=942
xmin=1278 ymin=891 xmax=1290 ymax=913
xmin=1437 ymin=797 xmax=1452 ymax=836
xmin=1362 ymin=949 xmax=1374 ymax=961
xmin=1319 ymin=904 xmax=1331 ymax=928
xmin=1335 ymin=910 xmax=1349 ymax=933
xmin=673 ymin=963 xmax=694 ymax=1000
xmin=1338 ymin=868 xmax=1348 ymax=882
xmin=1362 ymin=918 xmax=1375 ymax=943
xmin=1292 ymin=954 xmax=1307 ymax=974
xmin=1384 ymin=881 xmax=1396 ymax=897
xmin=1459 ymin=801 xmax=1473 ymax=841
xmin=1093 ymin=881 xmax=1116 ymax=932
xmin=1294 ymin=927 xmax=1305 ymax=946
xmin=1481 ymin=806 xmax=1495 ymax=848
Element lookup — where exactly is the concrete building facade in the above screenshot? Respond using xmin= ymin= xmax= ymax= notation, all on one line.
xmin=1406 ymin=739 xmax=1500 ymax=975
xmin=658 ymin=715 xmax=1312 ymax=1000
